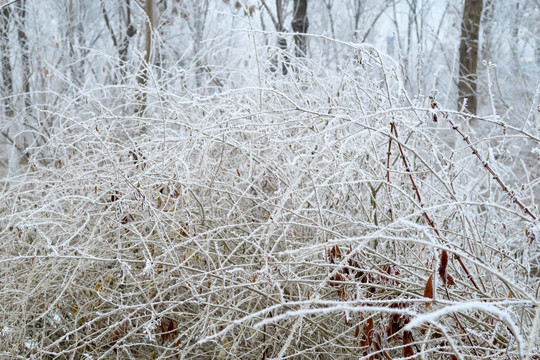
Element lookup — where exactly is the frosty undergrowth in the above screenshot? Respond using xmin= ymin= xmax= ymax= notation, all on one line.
xmin=0 ymin=42 xmax=539 ymax=359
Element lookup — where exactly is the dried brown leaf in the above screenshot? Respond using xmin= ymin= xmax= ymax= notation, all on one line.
xmin=403 ymin=330 xmax=414 ymax=358
xmin=438 ymin=250 xmax=448 ymax=285
xmin=361 ymin=317 xmax=374 ymax=349
xmin=424 ymin=274 xmax=434 ymax=307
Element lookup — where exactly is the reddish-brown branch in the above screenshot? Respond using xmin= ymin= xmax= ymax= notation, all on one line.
xmin=388 ymin=122 xmax=481 ymax=292
xmin=390 ymin=123 xmax=440 ymax=237
xmin=386 ymin=124 xmax=393 ymax=184
xmin=434 ymin=104 xmax=537 ymax=222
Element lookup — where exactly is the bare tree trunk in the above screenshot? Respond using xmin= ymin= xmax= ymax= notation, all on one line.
xmin=458 ymin=0 xmax=483 ymax=115
xmin=262 ymin=0 xmax=289 ymax=75
xmin=352 ymin=0 xmax=363 ymax=39
xmin=192 ymin=1 xmax=209 ymax=88
xmin=135 ymin=0 xmax=155 ymax=115
xmin=119 ymin=0 xmax=136 ymax=75
xmin=276 ymin=0 xmax=288 ymax=74
xmin=291 ymin=0 xmax=308 ymax=58
xmin=404 ymin=0 xmax=416 ymax=79
xmin=17 ymin=0 xmax=31 ymax=111
xmin=100 ymin=0 xmax=136 ymax=83
xmin=536 ymin=38 xmax=540 ymax=68
xmin=481 ymin=0 xmax=494 ymax=62
xmin=66 ymin=0 xmax=84 ymax=87
xmin=322 ymin=0 xmax=336 ymax=63
xmin=1 ymin=5 xmax=13 ymax=117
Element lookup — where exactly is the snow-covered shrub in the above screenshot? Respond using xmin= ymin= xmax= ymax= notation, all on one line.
xmin=0 ymin=36 xmax=539 ymax=360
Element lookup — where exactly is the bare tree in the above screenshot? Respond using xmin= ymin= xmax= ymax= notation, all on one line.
xmin=101 ymin=0 xmax=137 ymax=83
xmin=135 ymin=0 xmax=155 ymax=115
xmin=458 ymin=0 xmax=483 ymax=115
xmin=189 ymin=0 xmax=209 ymax=88
xmin=480 ymin=0 xmax=494 ymax=61
xmin=536 ymin=0 xmax=540 ymax=66
xmin=351 ymin=0 xmax=363 ymax=38
xmin=0 ymin=4 xmax=13 ymax=117
xmin=261 ymin=0 xmax=290 ymax=74
xmin=17 ymin=0 xmax=30 ymax=110
xmin=292 ymin=0 xmax=308 ymax=58
xmin=537 ymin=39 xmax=540 ymax=68
xmin=64 ymin=0 xmax=88 ymax=87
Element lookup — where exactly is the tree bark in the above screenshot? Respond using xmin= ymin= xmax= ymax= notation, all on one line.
xmin=457 ymin=0 xmax=483 ymax=115
xmin=1 ymin=5 xmax=13 ymax=117
xmin=480 ymin=0 xmax=494 ymax=62
xmin=101 ymin=0 xmax=136 ymax=83
xmin=17 ymin=0 xmax=30 ymax=110
xmin=352 ymin=0 xmax=363 ymax=39
xmin=536 ymin=38 xmax=540 ymax=68
xmin=276 ymin=0 xmax=288 ymax=74
xmin=262 ymin=0 xmax=289 ymax=75
xmin=119 ymin=0 xmax=136 ymax=73
xmin=291 ymin=0 xmax=308 ymax=58
xmin=191 ymin=1 xmax=209 ymax=88
xmin=135 ymin=0 xmax=155 ymax=115
xmin=66 ymin=0 xmax=85 ymax=86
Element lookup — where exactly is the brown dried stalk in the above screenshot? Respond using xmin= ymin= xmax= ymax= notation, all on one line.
xmin=388 ymin=121 xmax=479 ymax=355
xmin=388 ymin=122 xmax=480 ymax=289
xmin=432 ymin=102 xmax=537 ymax=222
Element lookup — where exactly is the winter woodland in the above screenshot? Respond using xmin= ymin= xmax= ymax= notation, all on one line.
xmin=0 ymin=0 xmax=539 ymax=358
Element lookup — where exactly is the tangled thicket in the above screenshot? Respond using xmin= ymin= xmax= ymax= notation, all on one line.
xmin=1 ymin=40 xmax=539 ymax=359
